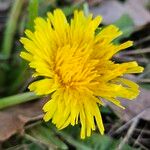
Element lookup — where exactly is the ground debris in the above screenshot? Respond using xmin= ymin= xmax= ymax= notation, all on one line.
xmin=0 ymin=99 xmax=44 ymax=142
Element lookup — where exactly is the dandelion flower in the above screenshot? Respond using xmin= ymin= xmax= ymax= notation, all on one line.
xmin=20 ymin=9 xmax=143 ymax=139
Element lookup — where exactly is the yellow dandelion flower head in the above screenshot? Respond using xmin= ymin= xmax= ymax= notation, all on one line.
xmin=20 ymin=9 xmax=143 ymax=139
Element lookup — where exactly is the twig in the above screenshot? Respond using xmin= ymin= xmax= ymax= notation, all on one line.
xmin=135 ymin=128 xmax=150 ymax=135
xmin=108 ymin=121 xmax=123 ymax=135
xmin=125 ymin=75 xmax=150 ymax=83
xmin=113 ymin=55 xmax=149 ymax=64
xmin=137 ymin=78 xmax=150 ymax=83
xmin=25 ymin=120 xmax=43 ymax=129
xmin=5 ymin=144 xmax=29 ymax=150
xmin=24 ymin=134 xmax=46 ymax=149
xmin=120 ymin=48 xmax=150 ymax=55
xmin=113 ymin=108 xmax=149 ymax=135
xmin=116 ymin=117 xmax=139 ymax=150
xmin=135 ymin=141 xmax=149 ymax=150
xmin=133 ymin=124 xmax=147 ymax=147
xmin=27 ymin=114 xmax=43 ymax=122
xmin=134 ymin=36 xmax=150 ymax=46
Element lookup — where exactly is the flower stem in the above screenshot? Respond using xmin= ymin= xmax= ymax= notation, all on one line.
xmin=0 ymin=92 xmax=40 ymax=110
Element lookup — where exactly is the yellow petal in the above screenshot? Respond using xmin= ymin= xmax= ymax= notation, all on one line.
xmin=20 ymin=51 xmax=32 ymax=61
xmin=29 ymin=79 xmax=56 ymax=95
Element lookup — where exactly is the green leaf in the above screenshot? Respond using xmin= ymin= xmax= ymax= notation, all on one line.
xmin=95 ymin=27 xmax=102 ymax=35
xmin=83 ymin=2 xmax=89 ymax=16
xmin=6 ymin=53 xmax=30 ymax=94
xmin=113 ymin=14 xmax=135 ymax=42
xmin=62 ymin=2 xmax=84 ymax=17
xmin=81 ymin=134 xmax=135 ymax=150
xmin=54 ymin=124 xmax=135 ymax=150
xmin=28 ymin=143 xmax=46 ymax=150
xmin=55 ymin=129 xmax=91 ymax=150
xmin=26 ymin=123 xmax=135 ymax=150
xmin=27 ymin=125 xmax=68 ymax=150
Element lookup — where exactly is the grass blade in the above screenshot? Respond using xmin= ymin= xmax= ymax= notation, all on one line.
xmin=1 ymin=0 xmax=24 ymax=59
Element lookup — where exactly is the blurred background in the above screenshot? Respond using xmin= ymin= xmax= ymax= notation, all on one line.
xmin=0 ymin=0 xmax=150 ymax=149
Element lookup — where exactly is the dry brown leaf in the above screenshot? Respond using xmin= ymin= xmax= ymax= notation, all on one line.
xmin=90 ymin=0 xmax=150 ymax=26
xmin=0 ymin=99 xmax=44 ymax=142
xmin=109 ymin=88 xmax=150 ymax=121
